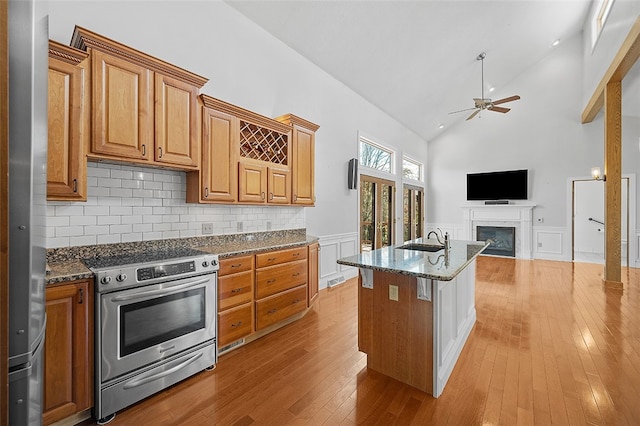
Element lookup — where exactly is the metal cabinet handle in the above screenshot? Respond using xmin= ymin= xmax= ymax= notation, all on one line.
xmin=267 ymin=257 xmax=276 ymax=262
xmin=158 ymin=147 xmax=163 ymax=158
xmin=269 ymin=193 xmax=274 ymax=200
xmin=261 ymin=192 xmax=265 ymax=200
xmin=294 ymin=194 xmax=297 ymax=201
xmin=123 ymin=352 xmax=202 ymax=390
xmin=78 ymin=288 xmax=83 ymax=304
xmin=230 ymin=288 xmax=243 ymax=294
xmin=204 ymin=187 xmax=209 ymax=198
xmin=231 ymin=263 xmax=242 ymax=268
xmin=292 ymin=299 xmax=300 ymax=304
xmin=292 ymin=273 xmax=300 ymax=277
xmin=231 ymin=321 xmax=243 ymax=328
xmin=267 ymin=308 xmax=277 ymax=314
xmin=293 ymin=253 xmax=300 ymax=257
xmin=267 ymin=279 xmax=276 ymax=284
xmin=72 ymin=179 xmax=78 ymax=193
xmin=142 ymin=144 xmax=146 ymax=156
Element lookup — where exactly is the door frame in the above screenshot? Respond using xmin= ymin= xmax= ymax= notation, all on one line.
xmin=1 ymin=0 xmax=9 ymax=422
xmin=569 ymin=174 xmax=636 ymax=267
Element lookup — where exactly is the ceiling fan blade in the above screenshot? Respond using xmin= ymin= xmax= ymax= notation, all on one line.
xmin=488 ymin=106 xmax=510 ymax=113
xmin=448 ymin=106 xmax=477 ymax=114
xmin=491 ymin=95 xmax=520 ymax=106
xmin=466 ymin=109 xmax=480 ymax=121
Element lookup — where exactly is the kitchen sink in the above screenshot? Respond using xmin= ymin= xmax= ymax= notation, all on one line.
xmin=396 ymin=243 xmax=445 ymax=252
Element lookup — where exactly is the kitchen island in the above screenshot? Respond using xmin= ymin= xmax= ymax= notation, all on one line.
xmin=337 ymin=238 xmax=487 ymax=397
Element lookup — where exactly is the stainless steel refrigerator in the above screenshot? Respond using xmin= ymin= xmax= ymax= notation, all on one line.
xmin=7 ymin=0 xmax=48 ymax=424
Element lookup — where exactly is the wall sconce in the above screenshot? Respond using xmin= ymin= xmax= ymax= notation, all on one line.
xmin=591 ymin=167 xmax=606 ymax=181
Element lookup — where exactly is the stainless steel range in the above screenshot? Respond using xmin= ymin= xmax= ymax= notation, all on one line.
xmin=85 ymin=248 xmax=219 ymax=424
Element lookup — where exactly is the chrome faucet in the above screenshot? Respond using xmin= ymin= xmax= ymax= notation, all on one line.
xmin=427 ymin=228 xmax=450 ymax=250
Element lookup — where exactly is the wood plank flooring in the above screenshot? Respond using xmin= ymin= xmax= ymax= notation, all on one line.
xmin=93 ymin=257 xmax=640 ymax=425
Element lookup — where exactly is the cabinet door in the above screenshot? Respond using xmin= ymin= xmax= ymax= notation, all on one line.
xmin=201 ymin=107 xmax=238 ymax=202
xmin=267 ymin=167 xmax=291 ymax=204
xmin=155 ymin=74 xmax=199 ymax=168
xmin=47 ymin=56 xmax=87 ymax=200
xmin=308 ymin=243 xmax=319 ymax=306
xmin=43 ymin=281 xmax=92 ymax=425
xmin=91 ymin=49 xmax=153 ymax=161
xmin=238 ymin=162 xmax=267 ymax=203
xmin=292 ymin=126 xmax=315 ymax=205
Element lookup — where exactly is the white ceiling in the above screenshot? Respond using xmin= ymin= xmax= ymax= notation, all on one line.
xmin=226 ymin=0 xmax=595 ymax=141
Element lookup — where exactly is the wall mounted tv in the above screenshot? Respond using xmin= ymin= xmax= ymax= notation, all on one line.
xmin=466 ymin=169 xmax=528 ymax=201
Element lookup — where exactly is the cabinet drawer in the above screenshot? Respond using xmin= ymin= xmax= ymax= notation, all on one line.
xmin=219 ymin=255 xmax=254 ymax=275
xmin=255 ymin=260 xmax=307 ymax=299
xmin=255 ymin=285 xmax=307 ymax=331
xmin=256 ymin=247 xmax=307 ymax=268
xmin=218 ymin=271 xmax=253 ymax=311
xmin=218 ymin=303 xmax=253 ymax=347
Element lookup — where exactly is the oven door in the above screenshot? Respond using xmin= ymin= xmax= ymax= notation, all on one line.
xmin=98 ymin=273 xmax=216 ymax=382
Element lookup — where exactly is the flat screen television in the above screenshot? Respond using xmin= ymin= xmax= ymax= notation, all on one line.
xmin=466 ymin=169 xmax=528 ymax=201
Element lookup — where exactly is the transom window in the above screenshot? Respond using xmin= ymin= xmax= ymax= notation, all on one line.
xmin=359 ymin=138 xmax=394 ymax=174
xmin=591 ymin=0 xmax=615 ymax=49
xmin=402 ymin=156 xmax=423 ymax=182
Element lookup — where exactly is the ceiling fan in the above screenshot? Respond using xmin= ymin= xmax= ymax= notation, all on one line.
xmin=449 ymin=52 xmax=520 ymax=121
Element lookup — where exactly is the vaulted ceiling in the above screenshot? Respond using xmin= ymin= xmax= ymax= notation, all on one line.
xmin=226 ymin=0 xmax=595 ymax=142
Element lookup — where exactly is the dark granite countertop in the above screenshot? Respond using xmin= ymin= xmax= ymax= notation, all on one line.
xmin=337 ymin=238 xmax=488 ymax=281
xmin=46 ymin=229 xmax=318 ymax=285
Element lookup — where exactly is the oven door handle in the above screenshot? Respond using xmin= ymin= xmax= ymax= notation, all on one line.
xmin=111 ymin=277 xmax=212 ymax=302
xmin=122 ymin=351 xmax=203 ymax=390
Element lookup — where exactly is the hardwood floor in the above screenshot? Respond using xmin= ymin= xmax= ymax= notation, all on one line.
xmin=95 ymin=257 xmax=640 ymax=425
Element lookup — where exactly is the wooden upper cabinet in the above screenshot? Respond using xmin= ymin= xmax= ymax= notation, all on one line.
xmin=91 ymin=49 xmax=153 ymax=161
xmin=187 ymin=95 xmax=239 ymax=203
xmin=154 ymin=74 xmax=199 ymax=167
xmin=47 ymin=41 xmax=89 ymax=201
xmin=71 ymin=26 xmax=207 ymax=170
xmin=276 ymin=114 xmax=319 ymax=206
xmin=268 ymin=167 xmax=291 ymax=204
xmin=238 ymin=161 xmax=267 ymax=203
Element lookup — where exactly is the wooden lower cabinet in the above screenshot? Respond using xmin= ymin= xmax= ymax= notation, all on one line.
xmin=43 ymin=280 xmax=92 ymax=425
xmin=308 ymin=243 xmax=319 ymax=306
xmin=217 ymin=256 xmax=255 ymax=348
xmin=218 ymin=245 xmax=316 ymax=351
xmin=255 ymin=285 xmax=307 ymax=331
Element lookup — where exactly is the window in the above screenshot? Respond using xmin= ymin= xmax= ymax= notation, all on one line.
xmin=591 ymin=0 xmax=615 ymax=49
xmin=402 ymin=156 xmax=423 ymax=181
xmin=359 ymin=137 xmax=393 ymax=174
xmin=403 ymin=185 xmax=424 ymax=242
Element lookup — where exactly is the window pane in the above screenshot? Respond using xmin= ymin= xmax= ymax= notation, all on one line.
xmin=360 ymin=140 xmax=392 ymax=173
xmin=402 ymin=157 xmax=422 ymax=181
xmin=403 ymin=188 xmax=410 ymax=242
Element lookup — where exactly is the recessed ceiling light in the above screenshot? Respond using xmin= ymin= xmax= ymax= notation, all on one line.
xmin=552 ymin=39 xmax=560 ymax=46
xmin=488 ymin=86 xmax=495 ymax=92
xmin=438 ymin=123 xmax=444 ymax=129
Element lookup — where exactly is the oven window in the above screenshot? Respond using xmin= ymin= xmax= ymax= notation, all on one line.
xmin=120 ymin=288 xmax=205 ymax=357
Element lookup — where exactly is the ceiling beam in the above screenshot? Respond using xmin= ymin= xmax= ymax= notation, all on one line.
xmin=582 ymin=16 xmax=640 ymax=123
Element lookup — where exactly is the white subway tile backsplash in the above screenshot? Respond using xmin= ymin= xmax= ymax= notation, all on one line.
xmin=46 ymin=163 xmax=306 ymax=248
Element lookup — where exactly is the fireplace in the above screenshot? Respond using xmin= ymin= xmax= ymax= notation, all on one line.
xmin=477 ymin=226 xmax=516 ymax=257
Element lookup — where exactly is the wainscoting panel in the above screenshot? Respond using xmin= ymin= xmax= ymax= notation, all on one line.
xmin=318 ymin=233 xmax=359 ymax=290
xmin=636 ymin=231 xmax=640 ymax=267
xmin=533 ymin=226 xmax=570 ymax=261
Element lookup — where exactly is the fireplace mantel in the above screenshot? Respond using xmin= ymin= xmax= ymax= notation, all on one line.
xmin=462 ymin=204 xmax=536 ymax=259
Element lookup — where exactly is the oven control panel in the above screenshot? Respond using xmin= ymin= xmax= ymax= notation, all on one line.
xmin=94 ymin=254 xmax=219 ymax=293
xmin=137 ymin=261 xmax=196 ymax=281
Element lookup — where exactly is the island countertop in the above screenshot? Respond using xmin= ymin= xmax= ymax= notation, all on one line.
xmin=337 ymin=238 xmax=488 ymax=281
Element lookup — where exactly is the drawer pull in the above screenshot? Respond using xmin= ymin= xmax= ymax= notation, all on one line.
xmin=267 ymin=257 xmax=276 ymax=262
xmin=267 ymin=279 xmax=276 ymax=284
xmin=293 ymin=253 xmax=300 ymax=257
xmin=292 ymin=273 xmax=300 ymax=277
xmin=231 ymin=321 xmax=243 ymax=328
xmin=231 ymin=288 xmax=243 ymax=294
xmin=230 ymin=263 xmax=242 ymax=268
xmin=267 ymin=308 xmax=277 ymax=315
xmin=292 ymin=299 xmax=300 ymax=304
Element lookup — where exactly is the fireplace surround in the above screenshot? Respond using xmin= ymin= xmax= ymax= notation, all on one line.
xmin=462 ymin=204 xmax=535 ymax=259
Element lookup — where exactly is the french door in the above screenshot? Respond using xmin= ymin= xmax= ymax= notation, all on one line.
xmin=403 ymin=185 xmax=424 ymax=242
xmin=360 ymin=175 xmax=395 ymax=252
